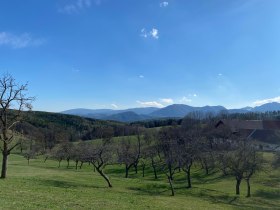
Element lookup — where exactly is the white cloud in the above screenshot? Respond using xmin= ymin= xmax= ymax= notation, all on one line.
xmin=180 ymin=96 xmax=192 ymax=103
xmin=139 ymin=75 xmax=144 ymax=79
xmin=140 ymin=28 xmax=159 ymax=39
xmin=59 ymin=0 xmax=92 ymax=14
xmin=160 ymin=98 xmax=174 ymax=104
xmin=0 ymin=32 xmax=44 ymax=49
xmin=137 ymin=100 xmax=164 ymax=108
xmin=160 ymin=1 xmax=169 ymax=7
xmin=111 ymin=103 xmax=118 ymax=109
xmin=150 ymin=28 xmax=159 ymax=39
xmin=218 ymin=73 xmax=223 ymax=76
xmin=253 ymin=96 xmax=280 ymax=106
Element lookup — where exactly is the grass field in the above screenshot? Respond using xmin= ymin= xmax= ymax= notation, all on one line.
xmin=0 ymin=153 xmax=279 ymax=210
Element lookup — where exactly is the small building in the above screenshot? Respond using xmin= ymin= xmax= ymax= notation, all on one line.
xmin=215 ymin=119 xmax=280 ymax=151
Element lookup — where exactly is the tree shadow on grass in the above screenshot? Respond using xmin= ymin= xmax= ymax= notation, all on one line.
xmin=128 ymin=183 xmax=280 ymax=209
xmin=255 ymin=189 xmax=280 ymax=200
xmin=185 ymin=187 xmax=280 ymax=209
xmin=127 ymin=183 xmax=170 ymax=196
xmin=105 ymin=167 xmax=126 ymax=177
xmin=38 ymin=179 xmax=107 ymax=189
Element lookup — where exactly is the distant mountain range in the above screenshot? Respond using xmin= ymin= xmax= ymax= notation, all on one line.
xmin=61 ymin=102 xmax=280 ymax=122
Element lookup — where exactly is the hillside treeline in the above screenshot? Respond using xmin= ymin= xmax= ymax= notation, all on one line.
xmin=13 ymin=111 xmax=139 ymax=150
xmin=133 ymin=111 xmax=280 ymax=128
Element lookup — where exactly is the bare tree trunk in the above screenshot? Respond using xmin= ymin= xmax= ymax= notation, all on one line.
xmin=75 ymin=160 xmax=79 ymax=170
xmin=95 ymin=167 xmax=112 ymax=188
xmin=186 ymin=161 xmax=192 ymax=188
xmin=125 ymin=165 xmax=129 ymax=178
xmin=246 ymin=178 xmax=251 ymax=197
xmin=80 ymin=161 xmax=83 ymax=169
xmin=168 ymin=176 xmax=175 ymax=196
xmin=134 ymin=163 xmax=138 ymax=174
xmin=1 ymin=145 xmax=8 ymax=179
xmin=142 ymin=164 xmax=145 ymax=177
xmin=67 ymin=159 xmax=70 ymax=168
xmin=236 ymin=178 xmax=242 ymax=195
xmin=186 ymin=169 xmax=191 ymax=188
xmin=168 ymin=165 xmax=173 ymax=180
xmin=151 ymin=158 xmax=158 ymax=179
xmin=204 ymin=161 xmax=209 ymax=175
xmin=58 ymin=159 xmax=61 ymax=168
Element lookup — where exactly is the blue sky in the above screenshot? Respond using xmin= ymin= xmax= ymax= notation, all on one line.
xmin=1 ymin=0 xmax=280 ymax=112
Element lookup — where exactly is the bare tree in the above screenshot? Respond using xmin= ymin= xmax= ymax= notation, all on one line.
xmin=158 ymin=127 xmax=181 ymax=196
xmin=0 ymin=74 xmax=34 ymax=178
xmin=71 ymin=141 xmax=89 ymax=170
xmin=226 ymin=139 xmax=263 ymax=196
xmin=50 ymin=142 xmax=73 ymax=168
xmin=143 ymin=130 xmax=160 ymax=179
xmin=117 ymin=129 xmax=142 ymax=178
xmin=87 ymin=140 xmax=113 ymax=188
xmin=117 ymin=137 xmax=137 ymax=178
xmin=23 ymin=144 xmax=40 ymax=165
xmin=180 ymin=135 xmax=196 ymax=189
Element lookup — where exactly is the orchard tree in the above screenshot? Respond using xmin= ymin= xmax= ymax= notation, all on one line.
xmin=143 ymin=129 xmax=160 ymax=179
xmin=117 ymin=128 xmax=142 ymax=178
xmin=51 ymin=142 xmax=73 ymax=168
xmin=0 ymin=74 xmax=34 ymax=178
xmin=117 ymin=137 xmax=138 ymax=178
xmin=158 ymin=127 xmax=181 ymax=196
xmin=87 ymin=139 xmax=113 ymax=188
xmin=227 ymin=139 xmax=263 ymax=197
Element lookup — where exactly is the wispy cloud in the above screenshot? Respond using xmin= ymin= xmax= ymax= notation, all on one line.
xmin=111 ymin=103 xmax=118 ymax=109
xmin=180 ymin=96 xmax=192 ymax=103
xmin=137 ymin=100 xmax=164 ymax=108
xmin=140 ymin=28 xmax=148 ymax=38
xmin=72 ymin=68 xmax=80 ymax=73
xmin=140 ymin=28 xmax=159 ymax=39
xmin=0 ymin=32 xmax=44 ymax=49
xmin=160 ymin=1 xmax=169 ymax=8
xmin=253 ymin=96 xmax=280 ymax=106
xmin=139 ymin=75 xmax=144 ymax=79
xmin=160 ymin=98 xmax=174 ymax=104
xmin=59 ymin=0 xmax=92 ymax=14
xmin=188 ymin=93 xmax=198 ymax=97
xmin=218 ymin=73 xmax=223 ymax=76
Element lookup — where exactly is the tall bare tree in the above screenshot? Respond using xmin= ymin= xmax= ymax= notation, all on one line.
xmin=226 ymin=139 xmax=263 ymax=196
xmin=158 ymin=127 xmax=181 ymax=196
xmin=88 ymin=139 xmax=113 ymax=188
xmin=0 ymin=74 xmax=34 ymax=178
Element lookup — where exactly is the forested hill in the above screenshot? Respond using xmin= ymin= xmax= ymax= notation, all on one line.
xmin=13 ymin=111 xmax=135 ymax=149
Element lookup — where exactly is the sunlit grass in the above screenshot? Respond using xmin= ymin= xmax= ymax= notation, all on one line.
xmin=0 ymin=153 xmax=279 ymax=209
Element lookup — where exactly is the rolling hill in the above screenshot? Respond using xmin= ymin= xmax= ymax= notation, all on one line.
xmin=62 ymin=102 xmax=280 ymax=122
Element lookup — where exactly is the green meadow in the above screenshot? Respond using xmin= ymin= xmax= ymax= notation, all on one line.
xmin=0 ymin=153 xmax=279 ymax=210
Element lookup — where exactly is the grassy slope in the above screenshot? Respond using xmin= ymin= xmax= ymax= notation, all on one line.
xmin=0 ymin=153 xmax=279 ymax=210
